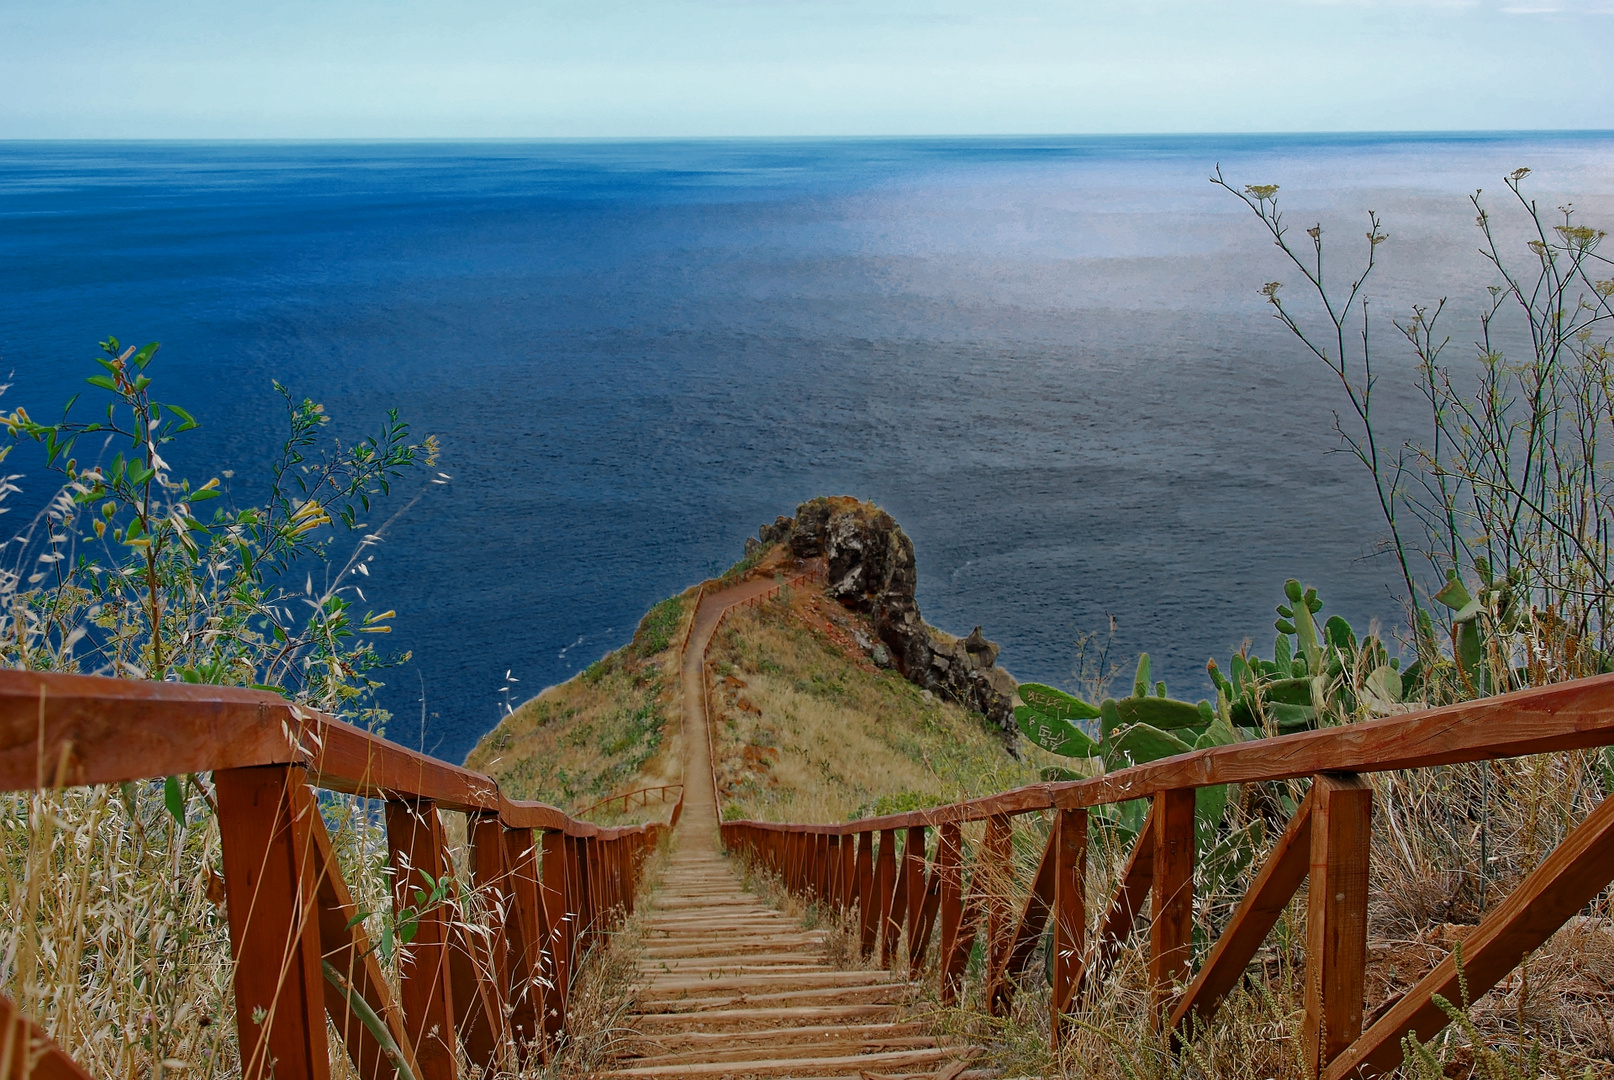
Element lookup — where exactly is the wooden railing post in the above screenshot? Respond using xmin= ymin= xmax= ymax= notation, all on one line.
xmin=901 ymin=826 xmax=926 ymax=970
xmin=1305 ymin=774 xmax=1372 ymax=1077
xmin=539 ymin=829 xmax=571 ymax=1043
xmin=910 ymin=829 xmax=942 ymax=978
xmin=813 ymin=833 xmax=828 ymax=902
xmin=1050 ymin=808 xmax=1088 ymax=1049
xmin=983 ymin=815 xmax=1014 ymax=981
xmin=877 ymin=828 xmax=900 ymax=967
xmin=840 ymin=831 xmax=856 ymax=910
xmin=825 ymin=834 xmax=841 ymax=908
xmin=384 ymin=799 xmax=458 ymax=1080
xmin=497 ymin=825 xmax=547 ymax=1060
xmin=570 ymin=836 xmax=591 ymax=944
xmin=855 ymin=831 xmax=876 ymax=957
xmin=1150 ymin=788 xmax=1196 ymax=1023
xmin=935 ymin=821 xmax=966 ymax=1002
xmin=216 ymin=765 xmax=330 ymax=1080
xmin=467 ymin=815 xmax=516 ymax=1068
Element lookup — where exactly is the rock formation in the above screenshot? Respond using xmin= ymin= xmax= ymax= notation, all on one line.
xmin=747 ymin=496 xmax=1019 ymax=744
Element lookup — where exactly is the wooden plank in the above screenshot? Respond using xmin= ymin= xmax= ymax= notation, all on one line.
xmin=0 ymin=673 xmax=297 ymax=792
xmin=305 ymin=714 xmax=500 ymax=813
xmin=216 ymin=765 xmax=330 ymax=1080
xmin=820 ymin=834 xmax=832 ymax=905
xmin=935 ymin=822 xmax=965 ymax=1001
xmin=1050 ymin=808 xmax=1088 ymax=1049
xmin=539 ymin=829 xmax=572 ymax=1042
xmin=1170 ymin=792 xmax=1313 ymax=1039
xmin=901 ymin=826 xmax=927 ymax=969
xmin=824 ymin=835 xmax=840 ymax=910
xmin=0 ymin=990 xmax=96 ymax=1080
xmin=942 ymin=893 xmax=983 ymax=1005
xmin=981 ymin=815 xmax=1016 ymax=1004
xmin=820 ymin=833 xmax=835 ymax=904
xmin=568 ymin=836 xmax=589 ymax=945
xmin=384 ymin=799 xmax=457 ymax=1080
xmin=989 ymin=816 xmax=1058 ymax=1017
xmin=1305 ymin=774 xmax=1372 ymax=1076
xmin=911 ymin=851 xmax=943 ymax=978
xmin=303 ymin=787 xmax=419 ymax=1080
xmin=876 ymin=829 xmax=899 ymax=967
xmin=1089 ymin=803 xmax=1156 ymax=992
xmin=1150 ymin=789 xmax=1196 ymax=1022
xmin=840 ymin=831 xmax=857 ymax=911
xmin=498 ymin=826 xmax=546 ymax=1060
xmin=1325 ymin=788 xmax=1614 ymax=1080
xmin=456 ymin=818 xmax=509 ymax=1072
xmin=855 ymin=832 xmax=877 ymax=958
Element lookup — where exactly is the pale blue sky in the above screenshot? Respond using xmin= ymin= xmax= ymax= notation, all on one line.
xmin=2 ymin=0 xmax=1611 ymax=138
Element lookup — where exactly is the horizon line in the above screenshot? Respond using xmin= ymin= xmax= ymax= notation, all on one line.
xmin=4 ymin=128 xmax=1614 ymax=145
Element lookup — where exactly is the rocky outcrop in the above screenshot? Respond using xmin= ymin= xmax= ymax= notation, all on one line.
xmin=748 ymin=496 xmax=1019 ymax=745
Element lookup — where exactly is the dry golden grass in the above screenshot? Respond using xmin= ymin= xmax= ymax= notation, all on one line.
xmin=709 ymin=606 xmax=1614 ymax=1080
xmin=706 ymin=587 xmax=1062 ymax=823
xmin=465 ymin=587 xmax=697 ymax=822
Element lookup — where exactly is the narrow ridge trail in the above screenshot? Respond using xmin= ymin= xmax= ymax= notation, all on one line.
xmin=595 ymin=575 xmax=971 ymax=1079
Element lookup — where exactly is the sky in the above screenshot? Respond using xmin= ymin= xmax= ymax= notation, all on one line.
xmin=1 ymin=0 xmax=1612 ymax=138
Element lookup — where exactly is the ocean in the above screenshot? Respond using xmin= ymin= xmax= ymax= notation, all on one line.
xmin=3 ymin=134 xmax=1612 ymax=763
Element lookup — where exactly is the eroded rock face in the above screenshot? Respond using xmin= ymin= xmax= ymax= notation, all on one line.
xmin=753 ymin=496 xmax=1018 ymax=745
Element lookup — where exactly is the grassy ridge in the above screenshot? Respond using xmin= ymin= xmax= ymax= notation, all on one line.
xmin=707 ymin=579 xmax=1061 ymax=823
xmin=465 ymin=588 xmax=696 ymax=820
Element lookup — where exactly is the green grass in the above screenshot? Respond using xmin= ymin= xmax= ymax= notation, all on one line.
xmin=466 ymin=588 xmax=697 ymax=818
xmin=706 ymin=586 xmax=1061 ymax=824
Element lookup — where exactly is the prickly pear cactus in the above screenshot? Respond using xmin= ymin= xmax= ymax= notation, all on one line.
xmin=1017 ymin=653 xmax=1239 ymax=844
xmin=1015 ymin=578 xmax=1427 ymax=863
xmin=1014 ymin=682 xmax=1101 ymax=757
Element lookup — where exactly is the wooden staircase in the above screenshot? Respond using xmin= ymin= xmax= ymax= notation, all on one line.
xmin=592 ymin=572 xmax=979 ymax=1079
xmin=596 ymin=837 xmax=969 ymax=1079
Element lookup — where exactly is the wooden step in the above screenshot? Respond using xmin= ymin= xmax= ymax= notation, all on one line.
xmin=627 ymin=1021 xmax=926 ymax=1052
xmin=626 ymin=1003 xmax=901 ymax=1030
xmin=619 ymin=1035 xmax=940 ymax=1069
xmin=638 ymin=970 xmax=897 ymax=998
xmin=594 ymin=1045 xmax=956 ymax=1078
xmin=637 ymin=958 xmax=831 ymax=976
xmin=635 ymin=982 xmax=910 ymax=1013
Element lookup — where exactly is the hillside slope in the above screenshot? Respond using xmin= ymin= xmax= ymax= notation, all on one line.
xmin=465 ymin=589 xmax=695 ymax=821
xmin=467 ymin=503 xmax=1053 ymax=824
xmin=708 ymin=579 xmax=1057 ymax=822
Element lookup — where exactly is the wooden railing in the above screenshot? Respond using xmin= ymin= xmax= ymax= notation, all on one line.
xmin=578 ymin=783 xmax=684 ymax=820
xmin=0 ymin=670 xmax=665 ymax=1080
xmin=721 ymin=673 xmax=1614 ymax=1079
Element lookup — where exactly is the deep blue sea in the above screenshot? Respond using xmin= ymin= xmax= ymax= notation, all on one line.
xmin=3 ymin=135 xmax=1613 ymax=763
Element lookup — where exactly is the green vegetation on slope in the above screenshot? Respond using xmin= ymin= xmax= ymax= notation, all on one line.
xmin=465 ymin=590 xmax=694 ymax=818
xmin=707 ymin=585 xmax=1061 ymax=823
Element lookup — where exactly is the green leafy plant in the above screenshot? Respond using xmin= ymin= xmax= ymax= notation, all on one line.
xmin=2 ymin=336 xmax=439 ymax=711
xmin=1216 ymin=167 xmax=1614 ymax=697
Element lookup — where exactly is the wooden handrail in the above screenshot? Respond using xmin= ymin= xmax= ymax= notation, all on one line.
xmin=0 ymin=669 xmax=664 ymax=1080
xmin=719 ymin=672 xmax=1614 ymax=1078
xmin=577 ymin=783 xmax=684 ymax=818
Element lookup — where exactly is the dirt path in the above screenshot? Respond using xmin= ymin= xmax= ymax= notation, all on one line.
xmin=595 ymin=578 xmax=966 ymax=1079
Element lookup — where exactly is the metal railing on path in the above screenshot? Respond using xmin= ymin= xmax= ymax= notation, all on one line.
xmin=721 ymin=673 xmax=1614 ymax=1079
xmin=0 ymin=670 xmax=665 ymax=1080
